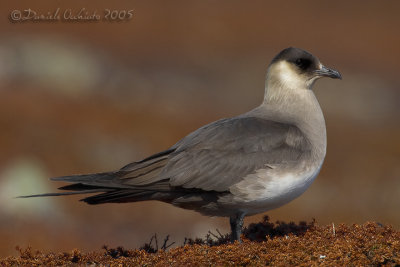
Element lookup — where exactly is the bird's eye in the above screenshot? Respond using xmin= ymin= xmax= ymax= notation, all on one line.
xmin=294 ymin=58 xmax=311 ymax=70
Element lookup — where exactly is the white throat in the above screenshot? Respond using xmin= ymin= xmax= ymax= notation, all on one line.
xmin=263 ymin=61 xmax=320 ymax=104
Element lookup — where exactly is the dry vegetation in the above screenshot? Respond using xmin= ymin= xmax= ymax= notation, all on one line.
xmin=1 ymin=217 xmax=399 ymax=266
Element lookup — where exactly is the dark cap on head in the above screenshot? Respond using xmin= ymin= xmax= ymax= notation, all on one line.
xmin=270 ymin=47 xmax=342 ymax=79
xmin=271 ymin=47 xmax=319 ymax=73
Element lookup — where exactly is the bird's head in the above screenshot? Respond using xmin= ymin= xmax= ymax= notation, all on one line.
xmin=266 ymin=47 xmax=341 ymax=93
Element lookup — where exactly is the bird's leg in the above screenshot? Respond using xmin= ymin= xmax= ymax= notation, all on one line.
xmin=230 ymin=213 xmax=245 ymax=243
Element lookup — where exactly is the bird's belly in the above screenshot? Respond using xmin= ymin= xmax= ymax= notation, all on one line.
xmin=224 ymin=161 xmax=322 ymax=215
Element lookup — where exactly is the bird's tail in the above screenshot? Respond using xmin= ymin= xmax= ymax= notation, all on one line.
xmin=18 ymin=170 xmax=172 ymax=205
xmin=18 ymin=171 xmax=164 ymax=204
xmin=17 ymin=171 xmax=121 ymax=199
xmin=18 ymin=148 xmax=176 ymax=204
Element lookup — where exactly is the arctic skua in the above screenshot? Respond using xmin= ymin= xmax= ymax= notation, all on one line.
xmin=21 ymin=47 xmax=342 ymax=242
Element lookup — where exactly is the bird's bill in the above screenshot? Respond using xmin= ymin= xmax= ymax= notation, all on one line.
xmin=314 ymin=65 xmax=342 ymax=79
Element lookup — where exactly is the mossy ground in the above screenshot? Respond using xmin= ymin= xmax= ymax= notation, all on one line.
xmin=1 ymin=217 xmax=399 ymax=266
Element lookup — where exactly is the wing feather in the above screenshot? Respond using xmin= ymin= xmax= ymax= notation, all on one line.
xmin=25 ymin=116 xmax=310 ymax=203
xmin=161 ymin=116 xmax=311 ymax=192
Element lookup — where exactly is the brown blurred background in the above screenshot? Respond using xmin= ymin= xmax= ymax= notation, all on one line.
xmin=0 ymin=0 xmax=399 ymax=257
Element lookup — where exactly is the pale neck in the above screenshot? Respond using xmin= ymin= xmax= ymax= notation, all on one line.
xmin=254 ymin=74 xmax=327 ymax=157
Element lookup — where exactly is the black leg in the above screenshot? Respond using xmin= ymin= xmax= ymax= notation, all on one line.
xmin=230 ymin=213 xmax=245 ymax=243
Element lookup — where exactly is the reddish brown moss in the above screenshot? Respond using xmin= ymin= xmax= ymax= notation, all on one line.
xmin=2 ymin=222 xmax=399 ymax=266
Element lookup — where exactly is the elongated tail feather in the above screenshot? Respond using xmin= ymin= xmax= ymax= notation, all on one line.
xmin=17 ymin=148 xmax=177 ymax=203
xmin=17 ymin=189 xmax=110 ymax=198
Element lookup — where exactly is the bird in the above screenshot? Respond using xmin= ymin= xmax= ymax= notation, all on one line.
xmin=21 ymin=47 xmax=341 ymax=243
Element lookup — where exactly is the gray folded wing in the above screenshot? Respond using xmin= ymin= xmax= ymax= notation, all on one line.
xmin=127 ymin=116 xmax=312 ymax=192
xmin=22 ymin=116 xmax=311 ymax=203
